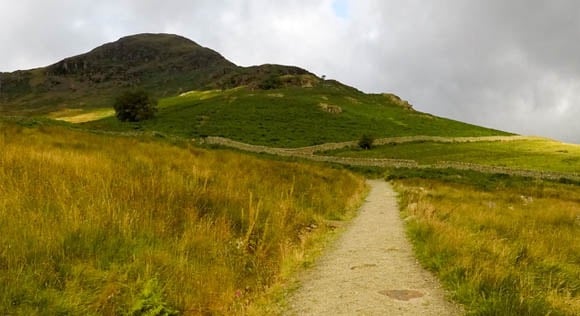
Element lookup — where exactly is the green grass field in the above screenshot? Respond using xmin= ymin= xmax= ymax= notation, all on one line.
xmin=394 ymin=171 xmax=580 ymax=315
xmin=83 ymin=86 xmax=510 ymax=147
xmin=328 ymin=139 xmax=580 ymax=174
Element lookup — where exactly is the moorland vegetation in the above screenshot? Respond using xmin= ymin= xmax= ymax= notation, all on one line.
xmin=0 ymin=120 xmax=365 ymax=314
xmin=391 ymin=169 xmax=579 ymax=315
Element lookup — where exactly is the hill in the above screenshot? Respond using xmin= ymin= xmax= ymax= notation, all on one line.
xmin=0 ymin=33 xmax=316 ymax=114
xmin=1 ymin=33 xmax=511 ymax=145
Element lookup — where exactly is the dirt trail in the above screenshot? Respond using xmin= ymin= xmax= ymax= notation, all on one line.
xmin=285 ymin=180 xmax=461 ymax=315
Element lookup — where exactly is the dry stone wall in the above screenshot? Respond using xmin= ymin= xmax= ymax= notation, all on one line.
xmin=200 ymin=136 xmax=580 ymax=182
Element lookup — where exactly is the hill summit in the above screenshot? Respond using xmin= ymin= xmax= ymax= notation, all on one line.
xmin=47 ymin=33 xmax=235 ymax=86
xmin=0 ymin=33 xmax=317 ymax=113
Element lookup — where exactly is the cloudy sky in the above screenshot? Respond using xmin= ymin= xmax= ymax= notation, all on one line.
xmin=1 ymin=0 xmax=579 ymax=143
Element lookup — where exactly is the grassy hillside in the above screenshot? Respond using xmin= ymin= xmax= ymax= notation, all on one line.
xmin=327 ymin=139 xmax=580 ymax=174
xmin=393 ymin=171 xmax=580 ymax=315
xmin=84 ymin=86 xmax=511 ymax=147
xmin=0 ymin=120 xmax=365 ymax=315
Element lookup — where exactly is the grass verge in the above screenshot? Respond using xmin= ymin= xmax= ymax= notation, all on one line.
xmin=393 ymin=171 xmax=579 ymax=315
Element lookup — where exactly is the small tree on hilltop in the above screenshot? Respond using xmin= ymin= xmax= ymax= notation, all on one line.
xmin=113 ymin=90 xmax=157 ymax=122
xmin=358 ymin=134 xmax=374 ymax=150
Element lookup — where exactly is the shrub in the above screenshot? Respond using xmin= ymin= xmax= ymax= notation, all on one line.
xmin=113 ymin=90 xmax=157 ymax=122
xmin=258 ymin=75 xmax=281 ymax=90
xmin=130 ymin=279 xmax=178 ymax=316
xmin=358 ymin=134 xmax=374 ymax=150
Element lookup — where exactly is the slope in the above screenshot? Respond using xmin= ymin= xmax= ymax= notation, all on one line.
xmin=84 ymin=85 xmax=511 ymax=147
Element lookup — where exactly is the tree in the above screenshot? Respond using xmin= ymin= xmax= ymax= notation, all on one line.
xmin=113 ymin=90 xmax=157 ymax=122
xmin=358 ymin=134 xmax=374 ymax=150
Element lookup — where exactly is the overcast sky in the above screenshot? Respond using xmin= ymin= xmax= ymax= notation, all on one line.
xmin=1 ymin=0 xmax=579 ymax=143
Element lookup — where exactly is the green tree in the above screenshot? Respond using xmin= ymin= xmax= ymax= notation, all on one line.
xmin=358 ymin=134 xmax=374 ymax=150
xmin=113 ymin=90 xmax=158 ymax=122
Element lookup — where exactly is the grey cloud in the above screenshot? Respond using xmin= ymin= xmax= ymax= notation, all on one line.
xmin=341 ymin=0 xmax=580 ymax=142
xmin=0 ymin=0 xmax=578 ymax=143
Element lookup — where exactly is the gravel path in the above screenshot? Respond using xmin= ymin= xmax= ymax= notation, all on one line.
xmin=285 ymin=180 xmax=462 ymax=315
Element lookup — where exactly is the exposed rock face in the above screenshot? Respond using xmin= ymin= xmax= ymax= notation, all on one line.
xmin=383 ymin=93 xmax=415 ymax=111
xmin=45 ymin=33 xmax=236 ymax=88
xmin=210 ymin=64 xmax=314 ymax=90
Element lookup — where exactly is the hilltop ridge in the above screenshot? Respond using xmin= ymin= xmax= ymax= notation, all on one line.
xmin=0 ymin=33 xmax=319 ymax=113
xmin=46 ymin=33 xmax=235 ymax=86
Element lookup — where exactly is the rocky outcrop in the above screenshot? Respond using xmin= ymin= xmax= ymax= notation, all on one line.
xmin=383 ymin=93 xmax=414 ymax=111
xmin=319 ymin=103 xmax=342 ymax=114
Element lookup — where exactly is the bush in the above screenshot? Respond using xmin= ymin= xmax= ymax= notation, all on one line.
xmin=130 ymin=279 xmax=178 ymax=316
xmin=258 ymin=75 xmax=281 ymax=90
xmin=113 ymin=90 xmax=157 ymax=122
xmin=358 ymin=134 xmax=374 ymax=150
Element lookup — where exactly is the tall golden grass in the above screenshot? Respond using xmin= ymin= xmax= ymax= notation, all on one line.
xmin=0 ymin=121 xmax=365 ymax=315
xmin=395 ymin=178 xmax=579 ymax=315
